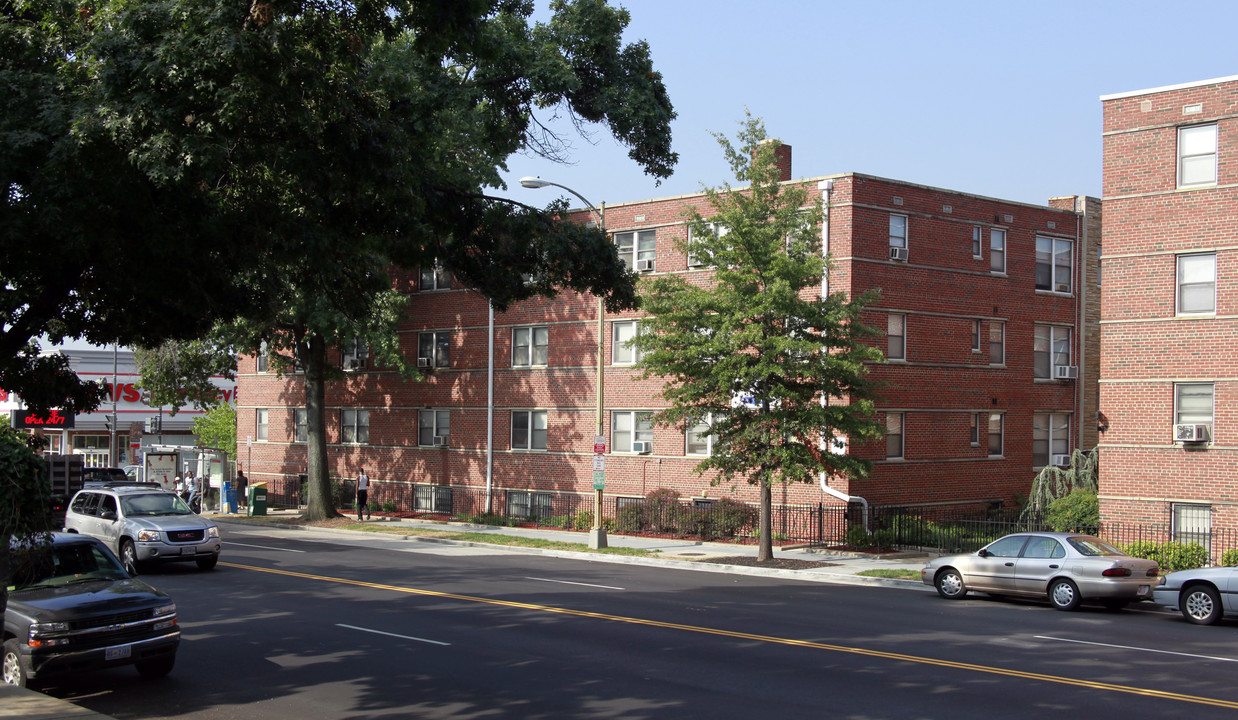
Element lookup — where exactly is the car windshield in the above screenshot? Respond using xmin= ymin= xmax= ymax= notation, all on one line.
xmin=1066 ymin=537 xmax=1125 ymax=556
xmin=9 ymin=543 xmax=129 ymax=590
xmin=121 ymin=492 xmax=194 ymax=516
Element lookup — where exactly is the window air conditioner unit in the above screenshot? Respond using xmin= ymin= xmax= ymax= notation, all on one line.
xmin=1052 ymin=454 xmax=1071 ymax=467
xmin=632 ymin=441 xmax=652 ymax=454
xmin=417 ymin=357 xmax=431 ymax=368
xmin=635 ymin=259 xmax=655 ymax=272
xmin=889 ymin=247 xmax=908 ymax=262
xmin=1055 ymin=283 xmax=1070 ymax=293
xmin=346 ymin=358 xmax=365 ymax=370
xmin=433 ymin=435 xmax=448 ymax=447
xmin=1174 ymin=424 xmax=1209 ymax=443
xmin=1054 ymin=365 xmax=1078 ymax=379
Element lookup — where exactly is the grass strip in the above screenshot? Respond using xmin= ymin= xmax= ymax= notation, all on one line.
xmin=341 ymin=524 xmax=659 ymax=556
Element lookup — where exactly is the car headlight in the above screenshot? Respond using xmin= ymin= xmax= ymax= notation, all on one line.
xmin=207 ymin=526 xmax=220 ymax=539
xmin=136 ymin=529 xmax=161 ymax=542
xmin=153 ymin=603 xmax=177 ymax=617
xmin=30 ymin=621 xmax=69 ymax=639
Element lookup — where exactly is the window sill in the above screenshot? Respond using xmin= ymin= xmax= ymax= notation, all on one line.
xmin=1035 ymin=289 xmax=1074 ymax=297
xmin=990 ymin=271 xmax=1007 ymax=278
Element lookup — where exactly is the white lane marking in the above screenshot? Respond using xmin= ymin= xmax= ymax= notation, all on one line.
xmin=1037 ymin=635 xmax=1238 ymax=663
xmin=337 ymin=624 xmax=450 ymax=646
xmin=226 ymin=542 xmax=306 ymax=553
xmin=525 ymin=576 xmax=625 ymax=590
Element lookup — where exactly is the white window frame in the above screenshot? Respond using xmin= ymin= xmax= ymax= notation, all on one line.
xmin=969 ymin=413 xmax=981 ymax=446
xmin=889 ymin=214 xmax=908 ymax=250
xmin=887 ymin=313 xmax=906 ymax=362
xmin=1175 ymin=383 xmax=1214 ymax=439
xmin=886 ymin=413 xmax=904 ymax=460
xmin=971 ymin=226 xmax=983 ymax=258
xmin=612 ymin=321 xmax=644 ymax=365
xmin=341 ymin=409 xmax=369 ymax=445
xmin=255 ymin=409 xmax=268 ymax=442
xmin=990 ymin=229 xmax=1006 ymax=274
xmin=989 ymin=321 xmax=1005 ymax=365
xmin=1032 ymin=413 xmax=1071 ymax=468
xmin=418 ymin=331 xmax=451 ymax=368
xmin=511 ymin=410 xmax=548 ymax=451
xmin=420 ymin=262 xmax=452 ymax=290
xmin=988 ymin=413 xmax=1003 ymax=457
xmin=512 ymin=326 xmax=549 ymax=367
xmin=257 ymin=341 xmax=269 ymax=373
xmin=688 ymin=222 xmax=727 ymax=268
xmin=971 ymin=320 xmax=981 ymax=353
xmin=612 ymin=410 xmax=653 ymax=453
xmin=1036 ymin=236 xmax=1073 ymax=294
xmin=1172 ymin=503 xmax=1213 ymax=551
xmin=342 ymin=338 xmax=369 ymax=370
xmin=1178 ymin=123 xmax=1218 ymax=188
xmin=294 ymin=408 xmax=307 ymax=443
xmin=615 ymin=230 xmax=656 ymax=271
xmin=1033 ymin=325 xmax=1072 ymax=380
xmin=1177 ymin=253 xmax=1217 ymax=315
xmin=686 ymin=416 xmax=715 ymax=456
xmin=418 ymin=409 xmax=450 ymax=447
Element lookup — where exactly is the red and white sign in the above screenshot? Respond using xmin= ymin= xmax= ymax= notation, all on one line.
xmin=593 ymin=435 xmax=607 ymax=454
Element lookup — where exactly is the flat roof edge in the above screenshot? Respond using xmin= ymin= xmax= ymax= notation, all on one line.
xmin=1100 ymin=74 xmax=1238 ymax=102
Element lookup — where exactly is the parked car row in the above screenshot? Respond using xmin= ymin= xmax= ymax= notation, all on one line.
xmin=922 ymin=531 xmax=1238 ymax=626
xmin=4 ymin=482 xmax=223 ymax=689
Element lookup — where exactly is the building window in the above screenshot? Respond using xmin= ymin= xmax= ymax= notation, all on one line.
xmin=971 ymin=320 xmax=981 ymax=353
xmin=887 ymin=314 xmax=906 ymax=361
xmin=342 ymin=338 xmax=369 ymax=370
xmin=972 ymin=227 xmax=982 ymax=258
xmin=507 ymin=490 xmax=554 ymax=520
xmin=612 ymin=321 xmax=643 ymax=365
xmin=513 ymin=326 xmax=549 ymax=367
xmin=615 ymin=230 xmax=656 ymax=271
xmin=969 ymin=413 xmax=981 ymax=446
xmin=511 ymin=410 xmax=547 ymax=451
xmin=255 ymin=409 xmax=268 ymax=442
xmin=990 ymin=229 xmax=1006 ymax=274
xmin=988 ymin=414 xmax=1003 ymax=456
xmin=420 ymin=262 xmax=452 ymax=290
xmin=294 ymin=409 xmax=307 ymax=443
xmin=989 ymin=321 xmax=1004 ymax=365
xmin=612 ymin=411 xmax=653 ymax=453
xmin=1177 ymin=253 xmax=1217 ymax=315
xmin=1178 ymin=124 xmax=1218 ymax=188
xmin=257 ymin=341 xmax=269 ymax=373
xmin=688 ymin=222 xmax=727 ymax=268
xmin=418 ymin=409 xmax=450 ymax=446
xmin=1036 ymin=237 xmax=1073 ymax=293
xmin=1175 ymin=383 xmax=1214 ymax=431
xmin=889 ymin=215 xmax=907 ymax=250
xmin=885 ymin=413 xmax=904 ymax=459
xmin=418 ymin=331 xmax=451 ymax=368
xmin=686 ymin=416 xmax=715 ymax=456
xmin=341 ymin=409 xmax=369 ymax=444
xmin=1034 ymin=325 xmax=1072 ymax=379
xmin=1033 ymin=413 xmax=1070 ymax=468
xmin=1172 ymin=503 xmax=1213 ymax=552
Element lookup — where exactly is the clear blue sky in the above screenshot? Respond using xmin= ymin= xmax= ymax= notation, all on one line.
xmin=500 ymin=0 xmax=1238 ymax=209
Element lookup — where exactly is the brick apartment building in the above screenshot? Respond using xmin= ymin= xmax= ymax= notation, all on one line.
xmin=1099 ymin=75 xmax=1238 ymax=542
xmin=237 ymin=150 xmax=1099 ymax=520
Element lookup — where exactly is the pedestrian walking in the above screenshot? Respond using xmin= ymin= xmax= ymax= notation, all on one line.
xmin=356 ymin=467 xmax=370 ymax=521
xmin=235 ymin=468 xmax=249 ymax=510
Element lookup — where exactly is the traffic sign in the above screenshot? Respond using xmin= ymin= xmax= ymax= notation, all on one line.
xmin=592 ymin=455 xmax=606 ymax=472
xmin=593 ymin=435 xmax=607 ymax=454
xmin=592 ymin=471 xmax=605 ymax=490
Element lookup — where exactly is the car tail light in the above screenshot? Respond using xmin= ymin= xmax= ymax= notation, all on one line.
xmin=1146 ymin=568 xmax=1160 ymax=577
xmin=1102 ymin=567 xmax=1132 ymax=577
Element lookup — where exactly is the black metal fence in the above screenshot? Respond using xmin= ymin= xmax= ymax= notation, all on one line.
xmin=258 ymin=478 xmax=1238 ymax=563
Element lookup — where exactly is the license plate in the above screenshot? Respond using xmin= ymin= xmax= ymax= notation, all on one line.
xmin=1137 ymin=585 xmax=1151 ymax=596
xmin=182 ymin=546 xmax=197 ymax=555
xmin=105 ymin=646 xmax=131 ymax=661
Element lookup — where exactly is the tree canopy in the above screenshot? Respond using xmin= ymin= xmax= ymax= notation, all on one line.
xmin=632 ymin=115 xmax=883 ymax=560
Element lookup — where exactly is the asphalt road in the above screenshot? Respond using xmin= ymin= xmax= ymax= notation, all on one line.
xmin=40 ymin=525 xmax=1238 ymax=719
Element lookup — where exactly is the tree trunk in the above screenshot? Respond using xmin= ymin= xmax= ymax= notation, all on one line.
xmin=302 ymin=335 xmax=338 ymax=520
xmin=758 ymin=478 xmax=773 ymax=561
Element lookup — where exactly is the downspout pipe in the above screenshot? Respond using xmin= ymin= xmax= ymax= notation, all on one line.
xmin=816 ymin=177 xmax=870 ymax=531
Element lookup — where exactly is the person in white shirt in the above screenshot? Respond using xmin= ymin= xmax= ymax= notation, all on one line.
xmin=356 ymin=468 xmax=370 ymax=521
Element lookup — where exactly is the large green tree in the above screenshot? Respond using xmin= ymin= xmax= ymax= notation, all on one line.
xmin=632 ymin=116 xmax=883 ymax=561
xmin=0 ymin=426 xmax=50 ymax=627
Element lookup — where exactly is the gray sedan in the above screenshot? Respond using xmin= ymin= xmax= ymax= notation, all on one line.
xmin=1153 ymin=566 xmax=1238 ymax=624
xmin=921 ymin=532 xmax=1161 ymax=611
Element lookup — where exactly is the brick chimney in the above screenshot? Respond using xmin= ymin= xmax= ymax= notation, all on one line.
xmin=757 ymin=139 xmax=793 ymax=182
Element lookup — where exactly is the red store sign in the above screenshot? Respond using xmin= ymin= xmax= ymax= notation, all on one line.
xmin=11 ymin=409 xmax=76 ymax=429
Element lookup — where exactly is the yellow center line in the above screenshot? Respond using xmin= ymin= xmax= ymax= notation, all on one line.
xmin=222 ymin=561 xmax=1238 ymax=709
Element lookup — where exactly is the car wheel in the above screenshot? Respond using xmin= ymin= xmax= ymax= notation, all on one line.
xmin=1181 ymin=585 xmax=1223 ymax=625
xmin=1101 ymin=599 xmax=1129 ymax=611
xmin=196 ymin=555 xmax=219 ymax=571
xmin=2 ymin=639 xmax=29 ymax=688
xmin=120 ymin=539 xmax=139 ymax=576
xmin=935 ymin=568 xmax=968 ymax=599
xmin=135 ymin=655 xmax=175 ymax=679
xmin=1048 ymin=578 xmax=1081 ymax=611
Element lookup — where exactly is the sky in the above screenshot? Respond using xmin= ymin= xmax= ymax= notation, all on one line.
xmin=498 ymin=0 xmax=1238 ymax=210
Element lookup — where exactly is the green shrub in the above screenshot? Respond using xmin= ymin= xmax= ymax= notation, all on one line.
xmin=614 ymin=504 xmax=645 ymax=533
xmin=1123 ymin=540 xmax=1159 ymax=560
xmin=1045 ymin=490 xmax=1100 ymax=532
xmin=380 ymin=501 xmax=396 ymax=513
xmin=644 ymin=489 xmax=684 ymax=533
xmin=1123 ymin=540 xmax=1209 ymax=572
xmin=871 ymin=528 xmax=896 ymax=550
xmin=845 ymin=524 xmax=871 ymax=548
xmin=711 ymin=498 xmax=756 ymax=538
xmin=1221 ymin=548 xmax=1238 ymax=567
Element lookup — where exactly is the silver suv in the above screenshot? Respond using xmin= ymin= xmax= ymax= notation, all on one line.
xmin=64 ymin=483 xmax=222 ymax=572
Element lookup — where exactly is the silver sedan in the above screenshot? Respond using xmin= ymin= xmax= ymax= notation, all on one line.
xmin=1153 ymin=566 xmax=1238 ymax=625
xmin=921 ymin=532 xmax=1161 ymax=611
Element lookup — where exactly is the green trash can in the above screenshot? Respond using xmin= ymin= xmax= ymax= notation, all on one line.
xmin=248 ymin=482 xmax=268 ymax=516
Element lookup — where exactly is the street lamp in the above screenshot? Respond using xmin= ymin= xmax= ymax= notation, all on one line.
xmin=520 ymin=176 xmax=609 ymax=549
